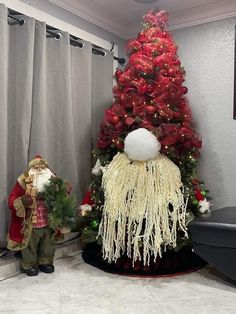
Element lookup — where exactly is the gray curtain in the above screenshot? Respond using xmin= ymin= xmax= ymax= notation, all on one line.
xmin=92 ymin=52 xmax=113 ymax=146
xmin=0 ymin=4 xmax=113 ymax=248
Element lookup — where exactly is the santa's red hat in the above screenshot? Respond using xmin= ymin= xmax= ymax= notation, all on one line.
xmin=28 ymin=155 xmax=48 ymax=170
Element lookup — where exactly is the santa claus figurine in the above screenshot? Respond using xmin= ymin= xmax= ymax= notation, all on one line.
xmin=8 ymin=155 xmax=64 ymax=276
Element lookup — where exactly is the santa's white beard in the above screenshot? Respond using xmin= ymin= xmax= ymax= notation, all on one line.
xmin=28 ymin=168 xmax=53 ymax=192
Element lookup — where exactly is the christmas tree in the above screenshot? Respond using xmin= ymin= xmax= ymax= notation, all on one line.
xmin=80 ymin=10 xmax=209 ymax=274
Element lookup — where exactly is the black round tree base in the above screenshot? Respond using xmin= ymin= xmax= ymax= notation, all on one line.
xmin=82 ymin=243 xmax=207 ymax=277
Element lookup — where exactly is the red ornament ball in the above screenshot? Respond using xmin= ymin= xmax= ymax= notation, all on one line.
xmin=182 ymin=86 xmax=188 ymax=94
xmin=110 ymin=115 xmax=120 ymax=124
xmin=146 ymin=105 xmax=156 ymax=115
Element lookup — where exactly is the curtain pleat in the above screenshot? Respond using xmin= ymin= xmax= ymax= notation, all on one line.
xmin=29 ymin=27 xmax=79 ymax=198
xmin=0 ymin=4 xmax=9 ymax=248
xmin=0 ymin=3 xmax=114 ymax=247
xmin=92 ymin=51 xmax=113 ymax=147
xmin=0 ymin=5 xmax=36 ymax=247
xmin=71 ymin=42 xmax=93 ymax=201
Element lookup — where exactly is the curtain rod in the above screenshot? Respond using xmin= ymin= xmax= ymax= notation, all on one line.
xmin=8 ymin=13 xmax=126 ymax=66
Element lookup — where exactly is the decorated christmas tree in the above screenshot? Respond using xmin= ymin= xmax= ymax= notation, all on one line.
xmin=80 ymin=10 xmax=209 ymax=274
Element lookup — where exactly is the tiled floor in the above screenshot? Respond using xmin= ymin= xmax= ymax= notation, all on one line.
xmin=0 ymin=251 xmax=235 ymax=314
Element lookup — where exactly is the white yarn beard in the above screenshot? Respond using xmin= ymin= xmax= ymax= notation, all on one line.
xmin=28 ymin=168 xmax=53 ymax=192
xmin=98 ymin=153 xmax=188 ymax=266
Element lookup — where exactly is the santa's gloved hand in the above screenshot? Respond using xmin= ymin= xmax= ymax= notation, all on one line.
xmin=65 ymin=181 xmax=72 ymax=194
xmin=60 ymin=227 xmax=71 ymax=234
xmin=21 ymin=195 xmax=34 ymax=207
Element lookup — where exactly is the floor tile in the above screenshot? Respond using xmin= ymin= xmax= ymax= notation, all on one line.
xmin=159 ymin=297 xmax=236 ymax=314
xmin=61 ymin=301 xmax=163 ymax=314
xmin=0 ymin=250 xmax=236 ymax=314
xmin=144 ymin=266 xmax=236 ymax=303
xmin=60 ymin=275 xmax=154 ymax=307
xmin=61 ymin=305 xmax=108 ymax=314
xmin=0 ymin=272 xmax=60 ymax=311
xmin=0 ymin=310 xmax=60 ymax=314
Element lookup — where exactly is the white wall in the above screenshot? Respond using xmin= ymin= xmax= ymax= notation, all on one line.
xmin=173 ymin=17 xmax=236 ymax=209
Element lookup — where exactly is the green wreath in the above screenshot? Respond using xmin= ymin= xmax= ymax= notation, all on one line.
xmin=41 ymin=176 xmax=77 ymax=231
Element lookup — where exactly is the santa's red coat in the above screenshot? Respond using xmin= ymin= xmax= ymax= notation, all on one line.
xmin=8 ymin=181 xmax=27 ymax=246
xmin=8 ymin=177 xmax=64 ymax=251
xmin=81 ymin=190 xmax=93 ymax=206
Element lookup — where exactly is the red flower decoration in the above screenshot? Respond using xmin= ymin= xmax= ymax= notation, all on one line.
xmin=143 ymin=27 xmax=163 ymax=43
xmin=195 ymin=190 xmax=204 ymax=201
xmin=129 ymin=52 xmax=154 ymax=75
xmin=159 ymin=123 xmax=179 ymax=146
xmin=126 ymin=39 xmax=142 ymax=54
xmin=97 ymin=136 xmax=112 ymax=148
xmin=124 ymin=117 xmax=135 ymax=127
xmin=142 ymin=10 xmax=168 ymax=31
xmin=114 ymin=69 xmax=123 ymax=79
xmin=112 ymin=86 xmax=122 ymax=98
xmin=106 ymin=109 xmax=120 ymax=124
xmin=131 ymin=77 xmax=148 ymax=94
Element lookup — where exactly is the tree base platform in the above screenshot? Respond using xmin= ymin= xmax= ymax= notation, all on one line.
xmin=82 ymin=242 xmax=207 ymax=277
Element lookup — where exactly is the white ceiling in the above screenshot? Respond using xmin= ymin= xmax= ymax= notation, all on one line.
xmin=49 ymin=0 xmax=236 ymax=39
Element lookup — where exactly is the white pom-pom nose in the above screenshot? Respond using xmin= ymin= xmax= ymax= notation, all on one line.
xmin=124 ymin=128 xmax=161 ymax=161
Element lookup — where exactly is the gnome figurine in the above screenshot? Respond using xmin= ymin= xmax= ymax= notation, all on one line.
xmin=98 ymin=128 xmax=188 ymax=266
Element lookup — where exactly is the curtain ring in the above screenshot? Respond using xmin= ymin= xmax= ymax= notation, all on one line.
xmin=55 ymin=32 xmax=62 ymax=40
